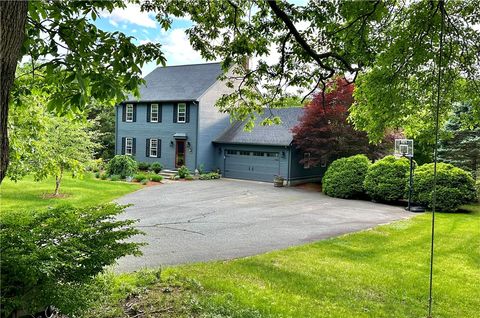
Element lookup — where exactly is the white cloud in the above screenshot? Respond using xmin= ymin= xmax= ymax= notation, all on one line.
xmin=100 ymin=3 xmax=157 ymax=28
xmin=161 ymin=28 xmax=206 ymax=66
xmin=109 ymin=19 xmax=119 ymax=27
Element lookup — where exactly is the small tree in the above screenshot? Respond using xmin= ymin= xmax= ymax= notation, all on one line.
xmin=292 ymin=77 xmax=396 ymax=167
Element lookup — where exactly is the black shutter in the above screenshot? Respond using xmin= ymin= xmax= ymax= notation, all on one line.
xmin=133 ymin=105 xmax=137 ymax=122
xmin=158 ymin=104 xmax=162 ymax=123
xmin=186 ymin=104 xmax=190 ymax=123
xmin=132 ymin=138 xmax=136 ymax=155
xmin=173 ymin=104 xmax=178 ymax=123
xmin=158 ymin=139 xmax=161 ymax=158
xmin=122 ymin=105 xmax=126 ymax=122
xmin=121 ymin=137 xmax=125 ymax=154
xmin=147 ymin=104 xmax=151 ymax=122
xmin=146 ymin=138 xmax=150 ymax=157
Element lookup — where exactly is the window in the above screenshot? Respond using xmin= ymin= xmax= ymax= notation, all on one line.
xmin=266 ymin=152 xmax=279 ymax=157
xmin=252 ymin=151 xmax=264 ymax=156
xmin=126 ymin=104 xmax=134 ymax=122
xmin=239 ymin=151 xmax=251 ymax=156
xmin=177 ymin=103 xmax=186 ymax=123
xmin=303 ymin=152 xmax=311 ymax=169
xmin=125 ymin=137 xmax=133 ymax=155
xmin=151 ymin=104 xmax=159 ymax=122
xmin=150 ymin=139 xmax=158 ymax=157
xmin=226 ymin=149 xmax=238 ymax=155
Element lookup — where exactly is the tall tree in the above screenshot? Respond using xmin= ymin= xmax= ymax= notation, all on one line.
xmin=438 ymin=103 xmax=480 ymax=178
xmin=143 ymin=0 xmax=479 ymax=140
xmin=292 ymin=77 xmax=395 ymax=166
xmin=0 ymin=0 xmax=165 ymax=183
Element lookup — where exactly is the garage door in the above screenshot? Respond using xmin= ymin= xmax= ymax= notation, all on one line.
xmin=224 ymin=149 xmax=280 ymax=182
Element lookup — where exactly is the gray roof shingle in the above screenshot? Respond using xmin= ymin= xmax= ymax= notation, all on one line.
xmin=214 ymin=108 xmax=304 ymax=146
xmin=126 ymin=62 xmax=223 ymax=102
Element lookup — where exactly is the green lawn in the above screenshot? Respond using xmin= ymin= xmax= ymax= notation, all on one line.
xmin=92 ymin=204 xmax=479 ymax=318
xmin=0 ymin=174 xmax=141 ymax=214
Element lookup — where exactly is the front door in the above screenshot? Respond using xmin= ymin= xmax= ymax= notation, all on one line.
xmin=175 ymin=140 xmax=186 ymax=168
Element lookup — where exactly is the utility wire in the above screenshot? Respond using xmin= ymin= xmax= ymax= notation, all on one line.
xmin=428 ymin=1 xmax=445 ymax=317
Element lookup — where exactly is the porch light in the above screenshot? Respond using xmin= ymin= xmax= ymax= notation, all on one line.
xmin=170 ymin=140 xmax=174 ymax=147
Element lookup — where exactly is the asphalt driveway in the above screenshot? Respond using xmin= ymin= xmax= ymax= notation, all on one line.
xmin=115 ymin=179 xmax=410 ymax=272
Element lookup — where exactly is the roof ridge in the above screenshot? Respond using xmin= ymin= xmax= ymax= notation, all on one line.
xmin=153 ymin=61 xmax=222 ymax=69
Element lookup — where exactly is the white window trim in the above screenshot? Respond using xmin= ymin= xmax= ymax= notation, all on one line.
xmin=125 ymin=137 xmax=133 ymax=155
xmin=126 ymin=104 xmax=134 ymax=122
xmin=177 ymin=103 xmax=186 ymax=123
xmin=149 ymin=139 xmax=158 ymax=158
xmin=151 ymin=104 xmax=159 ymax=122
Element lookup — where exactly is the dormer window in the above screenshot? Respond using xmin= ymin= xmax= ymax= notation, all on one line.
xmin=177 ymin=103 xmax=186 ymax=123
xmin=126 ymin=104 xmax=134 ymax=122
xmin=151 ymin=104 xmax=159 ymax=122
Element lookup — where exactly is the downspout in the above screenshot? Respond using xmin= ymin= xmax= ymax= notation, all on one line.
xmin=193 ymin=100 xmax=199 ymax=170
xmin=115 ymin=105 xmax=119 ymax=155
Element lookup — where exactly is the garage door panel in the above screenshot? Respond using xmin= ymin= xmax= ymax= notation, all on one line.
xmin=224 ymin=150 xmax=280 ymax=182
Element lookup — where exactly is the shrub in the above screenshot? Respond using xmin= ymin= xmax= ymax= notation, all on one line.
xmin=322 ymin=154 xmax=371 ymax=199
xmin=150 ymin=174 xmax=163 ymax=182
xmin=0 ymin=204 xmax=142 ymax=317
xmin=198 ymin=164 xmax=205 ymax=175
xmin=185 ymin=174 xmax=194 ymax=180
xmin=199 ymin=172 xmax=221 ymax=180
xmin=364 ymin=156 xmax=410 ymax=202
xmin=177 ymin=165 xmax=190 ymax=178
xmin=476 ymin=177 xmax=480 ymax=202
xmin=150 ymin=162 xmax=163 ymax=173
xmin=412 ymin=163 xmax=477 ymax=212
xmin=140 ymin=179 xmax=148 ymax=185
xmin=109 ymin=174 xmax=121 ymax=181
xmin=133 ymin=173 xmax=147 ymax=182
xmin=106 ymin=155 xmax=137 ymax=178
xmin=94 ymin=171 xmax=100 ymax=179
xmin=100 ymin=172 xmax=108 ymax=180
xmin=137 ymin=162 xmax=151 ymax=171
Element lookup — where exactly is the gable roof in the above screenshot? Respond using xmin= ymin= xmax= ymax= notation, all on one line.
xmin=125 ymin=62 xmax=223 ymax=102
xmin=214 ymin=108 xmax=304 ymax=146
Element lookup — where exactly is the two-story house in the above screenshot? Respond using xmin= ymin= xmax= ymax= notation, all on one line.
xmin=115 ymin=62 xmax=325 ymax=184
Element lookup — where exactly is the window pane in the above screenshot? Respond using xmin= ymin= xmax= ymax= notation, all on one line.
xmin=177 ymin=103 xmax=186 ymax=123
xmin=239 ymin=151 xmax=250 ymax=156
xmin=266 ymin=152 xmax=279 ymax=157
xmin=252 ymin=151 xmax=264 ymax=156
xmin=126 ymin=104 xmax=134 ymax=122
xmin=126 ymin=138 xmax=133 ymax=155
xmin=226 ymin=149 xmax=237 ymax=155
xmin=151 ymin=104 xmax=158 ymax=122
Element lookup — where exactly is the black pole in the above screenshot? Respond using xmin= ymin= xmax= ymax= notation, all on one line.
xmin=408 ymin=156 xmax=413 ymax=211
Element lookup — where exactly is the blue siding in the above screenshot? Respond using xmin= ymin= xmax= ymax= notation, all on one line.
xmin=289 ymin=147 xmax=325 ymax=183
xmin=116 ymin=103 xmax=198 ymax=171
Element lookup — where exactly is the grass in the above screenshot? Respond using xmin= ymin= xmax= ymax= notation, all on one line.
xmin=92 ymin=204 xmax=479 ymax=318
xmin=0 ymin=173 xmax=141 ymax=214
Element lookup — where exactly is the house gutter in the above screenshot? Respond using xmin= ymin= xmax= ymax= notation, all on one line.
xmin=193 ymin=100 xmax=199 ymax=170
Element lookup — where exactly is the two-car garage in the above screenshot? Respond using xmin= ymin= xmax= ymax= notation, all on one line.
xmin=223 ymin=149 xmax=281 ymax=182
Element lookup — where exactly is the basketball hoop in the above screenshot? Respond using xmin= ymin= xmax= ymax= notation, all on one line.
xmin=395 ymin=139 xmax=414 ymax=158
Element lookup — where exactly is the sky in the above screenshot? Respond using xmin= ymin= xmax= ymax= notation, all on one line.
xmin=94 ymin=1 xmax=309 ymax=77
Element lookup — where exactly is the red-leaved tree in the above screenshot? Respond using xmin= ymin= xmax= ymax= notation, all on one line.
xmin=292 ymin=77 xmax=397 ymax=167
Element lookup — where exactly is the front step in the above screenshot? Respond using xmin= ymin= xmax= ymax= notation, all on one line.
xmin=159 ymin=169 xmax=177 ymax=178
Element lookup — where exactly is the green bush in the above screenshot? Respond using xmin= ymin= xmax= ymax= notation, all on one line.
xmin=109 ymin=174 xmax=121 ymax=181
xmin=106 ymin=155 xmax=137 ymax=178
xmin=140 ymin=179 xmax=149 ymax=185
xmin=150 ymin=174 xmax=163 ymax=182
xmin=412 ymin=163 xmax=477 ymax=212
xmin=133 ymin=173 xmax=147 ymax=182
xmin=185 ymin=174 xmax=194 ymax=180
xmin=177 ymin=165 xmax=190 ymax=178
xmin=364 ymin=156 xmax=410 ymax=202
xmin=137 ymin=162 xmax=151 ymax=171
xmin=199 ymin=172 xmax=221 ymax=180
xmin=322 ymin=154 xmax=371 ymax=199
xmin=476 ymin=177 xmax=480 ymax=202
xmin=94 ymin=171 xmax=100 ymax=179
xmin=0 ymin=204 xmax=142 ymax=317
xmin=100 ymin=172 xmax=108 ymax=180
xmin=150 ymin=162 xmax=163 ymax=173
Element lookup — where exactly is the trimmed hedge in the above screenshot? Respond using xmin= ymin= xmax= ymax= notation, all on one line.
xmin=364 ymin=156 xmax=410 ymax=202
xmin=150 ymin=162 xmax=163 ymax=173
xmin=412 ymin=163 xmax=477 ymax=212
xmin=137 ymin=162 xmax=150 ymax=171
xmin=322 ymin=154 xmax=371 ymax=199
xmin=106 ymin=155 xmax=137 ymax=178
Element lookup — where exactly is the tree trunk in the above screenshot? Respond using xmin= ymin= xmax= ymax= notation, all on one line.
xmin=0 ymin=1 xmax=29 ymax=184
xmin=54 ymin=169 xmax=63 ymax=196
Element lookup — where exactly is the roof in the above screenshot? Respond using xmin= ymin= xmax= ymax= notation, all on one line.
xmin=214 ymin=108 xmax=304 ymax=146
xmin=125 ymin=62 xmax=223 ymax=102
